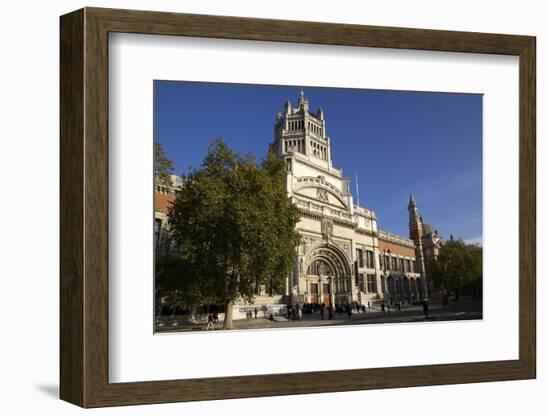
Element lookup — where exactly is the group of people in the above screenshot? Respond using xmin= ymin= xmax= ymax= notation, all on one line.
xmin=281 ymin=301 xmax=374 ymax=322
xmin=245 ymin=308 xmax=259 ymax=320
xmin=380 ymin=300 xmax=405 ymax=313
xmin=206 ymin=298 xmax=432 ymax=330
xmin=379 ymin=299 xmax=430 ymax=319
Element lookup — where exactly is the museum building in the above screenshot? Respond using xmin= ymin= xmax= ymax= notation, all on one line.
xmin=155 ymin=92 xmax=443 ymax=313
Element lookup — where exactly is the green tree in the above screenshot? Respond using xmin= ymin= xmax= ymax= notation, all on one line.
xmin=429 ymin=239 xmax=482 ymax=300
xmin=155 ymin=254 xmax=222 ymax=321
xmin=168 ymin=138 xmax=301 ymax=329
xmin=154 ymin=141 xmax=175 ymax=186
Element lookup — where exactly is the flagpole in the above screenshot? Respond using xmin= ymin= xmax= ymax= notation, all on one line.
xmin=355 ymin=172 xmax=360 ymax=206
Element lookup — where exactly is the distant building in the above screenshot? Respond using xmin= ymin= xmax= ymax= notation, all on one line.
xmin=155 ymin=92 xmax=443 ymax=316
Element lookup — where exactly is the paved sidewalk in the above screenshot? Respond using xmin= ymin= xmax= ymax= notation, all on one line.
xmin=156 ymin=298 xmax=482 ymax=333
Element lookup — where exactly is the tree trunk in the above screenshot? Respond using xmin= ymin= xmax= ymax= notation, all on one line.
xmin=223 ymin=300 xmax=234 ymax=330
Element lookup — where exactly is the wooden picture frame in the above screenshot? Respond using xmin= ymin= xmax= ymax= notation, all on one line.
xmin=60 ymin=7 xmax=536 ymax=408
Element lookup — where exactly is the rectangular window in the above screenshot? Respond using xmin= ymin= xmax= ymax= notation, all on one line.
xmin=356 ymin=248 xmax=364 ymax=268
xmin=359 ymin=273 xmax=366 ymax=292
xmin=406 ymin=259 xmax=412 ymax=273
xmin=391 ymin=257 xmax=398 ymax=271
xmin=367 ymin=274 xmax=377 ymax=293
xmin=384 ymin=255 xmax=390 ymax=270
xmin=399 ymin=258 xmax=405 ymax=272
xmin=366 ymin=250 xmax=374 ymax=268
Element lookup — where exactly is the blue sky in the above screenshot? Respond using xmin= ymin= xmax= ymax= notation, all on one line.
xmin=154 ymin=81 xmax=482 ymax=243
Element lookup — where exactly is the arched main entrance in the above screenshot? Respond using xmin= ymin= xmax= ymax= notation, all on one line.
xmin=303 ymin=243 xmax=352 ymax=305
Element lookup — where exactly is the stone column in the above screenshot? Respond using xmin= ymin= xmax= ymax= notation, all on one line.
xmin=330 ymin=276 xmax=335 ymax=308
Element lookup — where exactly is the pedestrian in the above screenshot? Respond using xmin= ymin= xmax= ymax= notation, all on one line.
xmin=397 ymin=302 xmax=401 ymax=312
xmin=254 ymin=307 xmax=258 ymax=319
xmin=381 ymin=302 xmax=385 ymax=313
xmin=206 ymin=313 xmax=214 ymax=331
xmin=423 ymin=300 xmax=430 ymax=319
xmin=320 ymin=304 xmax=325 ymax=320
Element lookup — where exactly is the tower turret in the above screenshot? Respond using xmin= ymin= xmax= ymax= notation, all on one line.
xmin=270 ymin=92 xmax=332 ymax=170
xmin=298 ymin=90 xmax=309 ymax=111
xmin=408 ymin=194 xmax=426 ymax=277
xmin=408 ymin=195 xmax=423 ymax=241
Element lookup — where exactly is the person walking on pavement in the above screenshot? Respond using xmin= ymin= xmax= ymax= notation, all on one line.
xmin=423 ymin=299 xmax=430 ymax=319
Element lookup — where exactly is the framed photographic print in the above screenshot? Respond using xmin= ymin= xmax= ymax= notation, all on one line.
xmin=60 ymin=7 xmax=536 ymax=408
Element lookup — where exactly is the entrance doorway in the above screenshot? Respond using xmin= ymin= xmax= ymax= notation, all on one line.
xmin=322 ymin=283 xmax=330 ymax=306
xmin=310 ymin=283 xmax=319 ymax=304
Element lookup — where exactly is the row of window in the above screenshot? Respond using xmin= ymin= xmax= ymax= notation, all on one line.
xmin=382 ymin=275 xmax=424 ymax=299
xmin=356 ymin=248 xmax=375 ymax=269
xmin=307 ymin=273 xmax=420 ymax=296
xmin=287 ymin=119 xmax=304 ymax=131
xmin=156 ymin=185 xmax=172 ymax=194
xmin=283 ymin=139 xmax=304 ymax=153
xmin=379 ymin=254 xmax=417 ymax=273
xmin=356 ymin=248 xmax=417 ymax=273
xmin=307 ymin=258 xmax=331 ymax=276
xmin=286 ymin=119 xmax=324 ymax=137
xmin=308 ymin=121 xmax=323 ymax=137
xmin=311 ymin=140 xmax=327 ymax=161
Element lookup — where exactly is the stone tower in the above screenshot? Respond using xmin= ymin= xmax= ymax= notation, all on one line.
xmin=271 ymin=91 xmax=332 ymax=170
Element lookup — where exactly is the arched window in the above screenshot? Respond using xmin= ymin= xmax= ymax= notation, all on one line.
xmin=307 ymin=259 xmax=331 ymax=275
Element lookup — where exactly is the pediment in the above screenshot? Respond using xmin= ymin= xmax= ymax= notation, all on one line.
xmin=294 ymin=185 xmax=347 ymax=209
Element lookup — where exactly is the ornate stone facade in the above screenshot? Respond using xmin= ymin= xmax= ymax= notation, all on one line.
xmin=270 ymin=92 xmax=438 ymax=307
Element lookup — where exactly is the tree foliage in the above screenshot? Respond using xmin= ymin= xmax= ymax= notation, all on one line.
xmin=167 ymin=138 xmax=301 ymax=329
xmin=154 ymin=141 xmax=175 ymax=186
xmin=429 ymin=239 xmax=482 ymax=296
xmin=155 ymin=254 xmax=222 ymax=316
